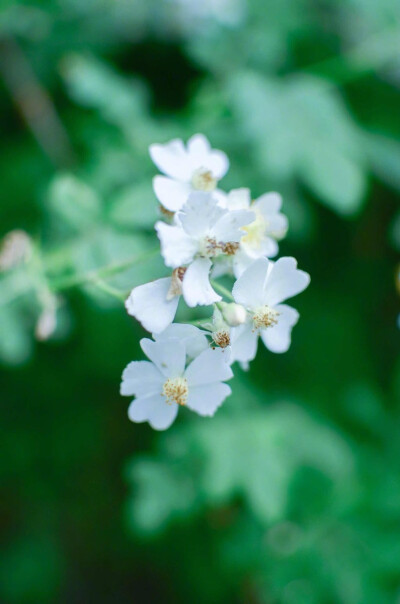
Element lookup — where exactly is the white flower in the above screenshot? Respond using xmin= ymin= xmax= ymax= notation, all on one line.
xmin=155 ymin=191 xmax=254 ymax=307
xmin=121 ymin=334 xmax=233 ymax=430
xmin=149 ymin=134 xmax=229 ymax=212
xmin=218 ymin=301 xmax=247 ymax=326
xmin=229 ymin=257 xmax=310 ymax=364
xmin=153 ymin=323 xmax=209 ymax=358
xmin=215 ymin=188 xmax=288 ymax=277
xmin=125 ymin=268 xmax=186 ymax=334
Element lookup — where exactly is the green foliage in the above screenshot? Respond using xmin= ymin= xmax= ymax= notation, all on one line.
xmin=1 ymin=0 xmax=400 ymax=602
xmin=128 ymin=399 xmax=355 ymax=533
xmin=229 ymin=73 xmax=367 ymax=215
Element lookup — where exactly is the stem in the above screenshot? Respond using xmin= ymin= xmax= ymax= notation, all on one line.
xmin=211 ymin=280 xmax=234 ymax=301
xmin=0 ymin=247 xmax=159 ymax=308
xmin=0 ymin=36 xmax=74 ymax=168
xmin=50 ymin=247 xmax=159 ymax=292
xmin=91 ymin=279 xmax=127 ymax=301
xmin=187 ymin=319 xmax=212 ymax=329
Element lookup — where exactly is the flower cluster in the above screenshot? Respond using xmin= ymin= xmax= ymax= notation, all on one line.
xmin=121 ymin=134 xmax=310 ymax=429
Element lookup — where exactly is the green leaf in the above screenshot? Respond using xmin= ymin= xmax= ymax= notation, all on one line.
xmin=0 ymin=303 xmax=32 ymax=365
xmin=364 ymin=133 xmax=400 ymax=192
xmin=109 ymin=183 xmax=158 ymax=230
xmin=299 ymin=141 xmax=366 ymax=216
xmin=48 ymin=175 xmax=102 ymax=231
xmin=229 ymin=72 xmax=367 ymax=215
xmin=127 ymin=400 xmax=355 ymax=533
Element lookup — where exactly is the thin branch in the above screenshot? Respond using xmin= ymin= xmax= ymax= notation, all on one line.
xmin=0 ymin=35 xmax=74 ymax=168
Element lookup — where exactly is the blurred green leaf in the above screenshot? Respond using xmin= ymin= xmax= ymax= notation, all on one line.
xmin=0 ymin=303 xmax=32 ymax=365
xmin=109 ymin=182 xmax=158 ymax=230
xmin=229 ymin=72 xmax=367 ymax=215
xmin=364 ymin=133 xmax=400 ymax=192
xmin=47 ymin=174 xmax=102 ymax=232
xmin=127 ymin=400 xmax=355 ymax=533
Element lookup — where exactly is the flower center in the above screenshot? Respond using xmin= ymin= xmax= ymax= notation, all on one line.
xmin=212 ymin=329 xmax=231 ymax=348
xmin=162 ymin=377 xmax=189 ymax=406
xmin=241 ymin=210 xmax=267 ymax=250
xmin=198 ymin=236 xmax=219 ymax=257
xmin=198 ymin=237 xmax=240 ymax=258
xmin=191 ymin=168 xmax=217 ymax=192
xmin=252 ymin=305 xmax=279 ymax=329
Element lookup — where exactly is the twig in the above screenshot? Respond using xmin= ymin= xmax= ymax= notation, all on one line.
xmin=0 ymin=35 xmax=74 ymax=167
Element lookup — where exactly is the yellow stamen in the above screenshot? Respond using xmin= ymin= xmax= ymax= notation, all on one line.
xmin=253 ymin=305 xmax=279 ymax=329
xmin=162 ymin=377 xmax=189 ymax=406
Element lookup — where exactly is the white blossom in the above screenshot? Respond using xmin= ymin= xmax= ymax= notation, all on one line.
xmin=218 ymin=301 xmax=247 ymax=326
xmin=155 ymin=191 xmax=254 ymax=307
xmin=153 ymin=323 xmax=209 ymax=359
xmin=125 ymin=268 xmax=188 ymax=334
xmin=229 ymin=257 xmax=310 ymax=365
xmin=121 ymin=334 xmax=233 ymax=430
xmin=149 ymin=134 xmax=229 ymax=212
xmin=215 ymin=188 xmax=288 ymax=277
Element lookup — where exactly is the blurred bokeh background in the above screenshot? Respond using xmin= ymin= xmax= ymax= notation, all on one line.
xmin=1 ymin=1 xmax=400 ymax=602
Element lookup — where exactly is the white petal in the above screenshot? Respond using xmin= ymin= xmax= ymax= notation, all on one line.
xmin=187 ymin=134 xmax=229 ymax=179
xmin=178 ymin=192 xmax=225 ymax=238
xmin=212 ymin=188 xmax=229 ymax=207
xmin=224 ymin=188 xmax=251 ymax=210
xmin=260 ymin=304 xmax=299 ymax=353
xmin=264 ymin=257 xmax=310 ymax=307
xmin=254 ymin=192 xmax=282 ymax=214
xmin=211 ymin=256 xmax=233 ymax=278
xmin=125 ymin=278 xmax=179 ymax=334
xmin=232 ymin=250 xmax=254 ymax=278
xmin=232 ymin=257 xmax=270 ymax=308
xmin=149 ymin=139 xmax=191 ymax=181
xmin=140 ymin=337 xmax=186 ymax=378
xmin=230 ymin=323 xmax=259 ymax=364
xmin=155 ymin=221 xmax=197 ymax=267
xmin=212 ymin=209 xmax=255 ymax=242
xmin=128 ymin=394 xmax=178 ymax=430
xmin=181 ymin=257 xmax=221 ymax=307
xmin=186 ymin=383 xmax=231 ymax=416
xmin=187 ymin=133 xmax=211 ymax=157
xmin=153 ymin=176 xmax=191 ymax=212
xmin=154 ymin=324 xmax=208 ymax=358
xmin=120 ymin=361 xmax=163 ymax=396
xmin=240 ymin=236 xmax=279 ymax=260
xmin=266 ymin=214 xmax=288 ymax=238
xmin=185 ymin=347 xmax=233 ymax=386
xmin=202 ymin=150 xmax=229 ymax=179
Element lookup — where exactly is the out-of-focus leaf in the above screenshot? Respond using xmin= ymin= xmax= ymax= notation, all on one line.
xmin=364 ymin=133 xmax=400 ymax=192
xmin=125 ymin=459 xmax=198 ymax=533
xmin=60 ymin=54 xmax=154 ymax=145
xmin=47 ymin=175 xmax=102 ymax=231
xmin=109 ymin=182 xmax=158 ymax=230
xmin=0 ymin=303 xmax=32 ymax=365
xmin=127 ymin=400 xmax=355 ymax=533
xmin=300 ymin=142 xmax=366 ymax=216
xmin=229 ymin=72 xmax=367 ymax=215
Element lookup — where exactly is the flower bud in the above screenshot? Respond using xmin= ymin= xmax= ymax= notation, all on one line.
xmin=219 ymin=302 xmax=247 ymax=326
xmin=0 ymin=230 xmax=32 ymax=272
xmin=35 ymin=307 xmax=57 ymax=341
